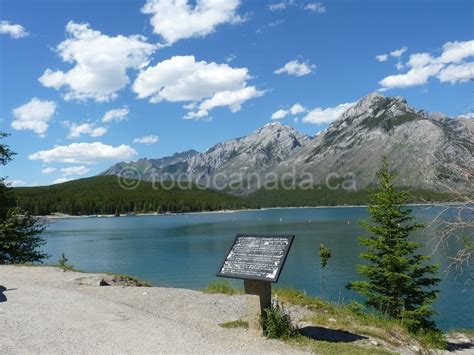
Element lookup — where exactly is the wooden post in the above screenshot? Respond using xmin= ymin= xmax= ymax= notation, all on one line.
xmin=244 ymin=279 xmax=271 ymax=331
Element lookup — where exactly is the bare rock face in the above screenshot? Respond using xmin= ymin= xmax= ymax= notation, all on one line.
xmin=100 ymin=93 xmax=473 ymax=194
xmin=275 ymin=93 xmax=473 ymax=193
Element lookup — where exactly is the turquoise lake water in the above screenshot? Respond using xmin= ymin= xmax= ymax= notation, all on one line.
xmin=41 ymin=207 xmax=473 ymax=330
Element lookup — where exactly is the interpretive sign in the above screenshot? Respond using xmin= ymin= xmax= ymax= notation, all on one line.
xmin=217 ymin=234 xmax=294 ymax=282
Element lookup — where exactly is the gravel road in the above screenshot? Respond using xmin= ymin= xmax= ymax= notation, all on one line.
xmin=0 ymin=266 xmax=307 ymax=354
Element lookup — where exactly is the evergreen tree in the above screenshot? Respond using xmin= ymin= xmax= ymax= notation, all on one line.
xmin=347 ymin=159 xmax=440 ymax=332
xmin=318 ymin=244 xmax=332 ymax=299
xmin=0 ymin=132 xmax=48 ymax=264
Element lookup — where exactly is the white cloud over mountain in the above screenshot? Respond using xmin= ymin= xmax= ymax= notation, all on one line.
xmin=302 ymin=102 xmax=355 ymax=125
xmin=142 ymin=0 xmax=243 ymax=44
xmin=133 ymin=55 xmax=263 ymax=118
xmin=271 ymin=103 xmax=307 ymax=120
xmin=29 ymin=142 xmax=137 ymax=164
xmin=274 ymin=60 xmax=315 ymax=77
xmin=39 ymin=21 xmax=157 ymax=102
xmin=11 ymin=98 xmax=57 ymax=136
xmin=61 ymin=166 xmax=90 ymax=176
xmin=67 ymin=123 xmax=107 ymax=139
xmin=0 ymin=21 xmax=28 ymax=38
xmin=41 ymin=167 xmax=56 ymax=174
xmin=379 ymin=40 xmax=474 ymax=90
xmin=133 ymin=135 xmax=159 ymax=144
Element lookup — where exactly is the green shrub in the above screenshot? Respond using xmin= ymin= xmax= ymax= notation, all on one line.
xmin=57 ymin=253 xmax=75 ymax=271
xmin=202 ymin=280 xmax=242 ymax=295
xmin=260 ymin=301 xmax=298 ymax=339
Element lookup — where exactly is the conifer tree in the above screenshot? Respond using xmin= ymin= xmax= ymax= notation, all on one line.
xmin=348 ymin=159 xmax=440 ymax=332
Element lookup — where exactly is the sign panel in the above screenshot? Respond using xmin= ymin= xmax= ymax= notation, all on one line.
xmin=217 ymin=234 xmax=294 ymax=282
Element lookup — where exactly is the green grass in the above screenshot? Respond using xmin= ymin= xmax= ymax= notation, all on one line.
xmin=202 ymin=280 xmax=243 ymax=295
xmin=273 ymin=287 xmax=446 ymax=350
xmin=288 ymin=336 xmax=394 ymax=355
xmin=219 ymin=320 xmax=249 ymax=329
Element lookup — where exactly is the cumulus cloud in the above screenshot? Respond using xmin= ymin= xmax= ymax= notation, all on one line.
xmin=379 ymin=40 xmax=474 ymax=90
xmin=41 ymin=167 xmax=56 ymax=174
xmin=52 ymin=177 xmax=72 ymax=184
xmin=271 ymin=103 xmax=307 ymax=120
xmin=67 ymin=123 xmax=107 ymax=139
xmin=102 ymin=108 xmax=129 ymax=123
xmin=390 ymin=46 xmax=408 ymax=58
xmin=268 ymin=2 xmax=289 ymax=11
xmin=29 ymin=142 xmax=137 ymax=164
xmin=376 ymin=54 xmax=388 ymax=62
xmin=0 ymin=21 xmax=28 ymax=38
xmin=302 ymin=102 xmax=355 ymax=125
xmin=61 ymin=166 xmax=90 ymax=176
xmin=11 ymin=98 xmax=57 ymax=136
xmin=133 ymin=55 xmax=263 ymax=118
xmin=274 ymin=60 xmax=315 ymax=76
xmin=142 ymin=0 xmax=243 ymax=44
xmin=271 ymin=109 xmax=289 ymax=120
xmin=437 ymin=62 xmax=474 ymax=83
xmin=133 ymin=135 xmax=159 ymax=144
xmin=39 ymin=21 xmax=156 ymax=102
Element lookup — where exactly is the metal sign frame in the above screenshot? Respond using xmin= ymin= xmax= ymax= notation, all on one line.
xmin=216 ymin=233 xmax=295 ymax=283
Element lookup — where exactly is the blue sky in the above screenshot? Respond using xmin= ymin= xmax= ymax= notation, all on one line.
xmin=0 ymin=0 xmax=472 ymax=186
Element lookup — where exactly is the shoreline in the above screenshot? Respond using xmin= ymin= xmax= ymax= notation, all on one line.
xmin=40 ymin=202 xmax=457 ymax=220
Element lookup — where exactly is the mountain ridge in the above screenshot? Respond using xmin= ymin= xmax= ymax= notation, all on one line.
xmin=101 ymin=93 xmax=473 ymax=194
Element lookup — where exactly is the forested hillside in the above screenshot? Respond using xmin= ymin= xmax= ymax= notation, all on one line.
xmin=11 ymin=176 xmax=453 ymax=216
xmin=12 ymin=176 xmax=251 ymax=215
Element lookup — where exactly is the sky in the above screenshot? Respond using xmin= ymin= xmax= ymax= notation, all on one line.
xmin=0 ymin=0 xmax=472 ymax=187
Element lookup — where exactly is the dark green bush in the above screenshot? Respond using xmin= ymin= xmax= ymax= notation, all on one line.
xmin=260 ymin=301 xmax=298 ymax=339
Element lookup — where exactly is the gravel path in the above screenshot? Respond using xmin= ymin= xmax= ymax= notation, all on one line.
xmin=0 ymin=266 xmax=307 ymax=354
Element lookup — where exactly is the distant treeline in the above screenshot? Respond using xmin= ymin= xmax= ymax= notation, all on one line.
xmin=10 ymin=176 xmax=453 ymax=215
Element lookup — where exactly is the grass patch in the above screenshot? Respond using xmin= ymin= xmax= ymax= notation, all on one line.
xmin=273 ymin=287 xmax=446 ymax=350
xmin=288 ymin=336 xmax=394 ymax=355
xmin=219 ymin=320 xmax=249 ymax=329
xmin=202 ymin=280 xmax=243 ymax=295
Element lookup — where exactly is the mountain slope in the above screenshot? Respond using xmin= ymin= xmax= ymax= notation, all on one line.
xmin=275 ymin=93 xmax=473 ymax=192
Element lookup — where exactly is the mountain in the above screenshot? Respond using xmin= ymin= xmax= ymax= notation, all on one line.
xmin=274 ymin=92 xmax=473 ymax=193
xmin=101 ymin=93 xmax=473 ymax=195
xmin=101 ymin=122 xmax=310 ymax=186
xmin=100 ymin=150 xmax=199 ymax=180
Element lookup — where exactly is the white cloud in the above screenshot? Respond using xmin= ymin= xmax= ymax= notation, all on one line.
xmin=52 ymin=177 xmax=72 ymax=184
xmin=395 ymin=61 xmax=404 ymax=71
xmin=142 ymin=0 xmax=243 ymax=44
xmin=41 ymin=167 xmax=56 ymax=174
xmin=290 ymin=103 xmax=306 ymax=115
xmin=67 ymin=123 xmax=107 ymax=139
xmin=271 ymin=109 xmax=289 ymax=120
xmin=274 ymin=60 xmax=315 ymax=76
xmin=133 ymin=135 xmax=160 ymax=144
xmin=61 ymin=166 xmax=90 ymax=176
xmin=304 ymin=2 xmax=326 ymax=13
xmin=102 ymin=108 xmax=129 ymax=123
xmin=376 ymin=54 xmax=388 ymax=62
xmin=379 ymin=39 xmax=474 ymax=90
xmin=39 ymin=21 xmax=156 ymax=102
xmin=268 ymin=2 xmax=289 ymax=11
xmin=438 ymin=40 xmax=474 ymax=63
xmin=271 ymin=103 xmax=307 ymax=120
xmin=390 ymin=46 xmax=407 ymax=58
xmin=29 ymin=142 xmax=137 ymax=164
xmin=133 ymin=55 xmax=263 ymax=118
xmin=11 ymin=98 xmax=57 ymax=136
xmin=6 ymin=179 xmax=26 ymax=187
xmin=437 ymin=62 xmax=474 ymax=83
xmin=302 ymin=102 xmax=355 ymax=125
xmin=0 ymin=21 xmax=28 ymax=38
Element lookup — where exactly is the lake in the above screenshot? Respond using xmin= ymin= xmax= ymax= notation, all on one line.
xmin=41 ymin=207 xmax=473 ymax=331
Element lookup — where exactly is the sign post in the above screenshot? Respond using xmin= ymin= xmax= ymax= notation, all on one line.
xmin=217 ymin=234 xmax=294 ymax=329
